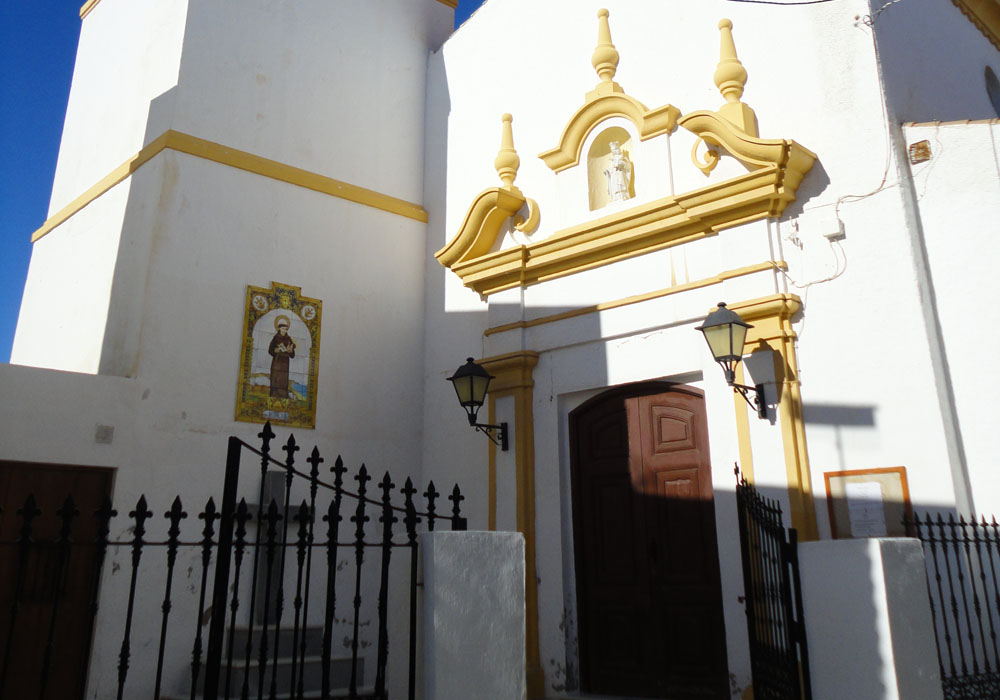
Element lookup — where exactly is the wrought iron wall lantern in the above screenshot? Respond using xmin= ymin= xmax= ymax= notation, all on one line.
xmin=696 ymin=302 xmax=767 ymax=419
xmin=447 ymin=357 xmax=509 ymax=451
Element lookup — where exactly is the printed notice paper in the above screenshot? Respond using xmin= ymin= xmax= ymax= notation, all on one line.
xmin=846 ymin=481 xmax=887 ymax=537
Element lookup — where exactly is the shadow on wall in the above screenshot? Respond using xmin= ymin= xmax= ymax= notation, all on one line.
xmin=803 ymin=402 xmax=877 ymax=471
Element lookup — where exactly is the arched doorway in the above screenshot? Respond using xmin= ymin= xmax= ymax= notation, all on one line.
xmin=569 ymin=382 xmax=729 ymax=697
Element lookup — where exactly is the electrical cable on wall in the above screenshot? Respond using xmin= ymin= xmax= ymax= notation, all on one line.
xmin=726 ymin=0 xmax=836 ymax=5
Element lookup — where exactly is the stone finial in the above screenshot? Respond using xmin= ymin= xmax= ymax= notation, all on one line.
xmin=494 ymin=113 xmax=520 ymax=188
xmin=712 ymin=19 xmax=758 ymax=137
xmin=714 ymin=19 xmax=746 ymax=103
xmin=591 ymin=9 xmax=619 ymax=84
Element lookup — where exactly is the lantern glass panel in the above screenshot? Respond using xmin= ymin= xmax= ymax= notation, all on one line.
xmin=452 ymin=375 xmax=474 ymax=405
xmin=703 ymin=323 xmax=744 ymax=362
xmin=471 ymin=374 xmax=490 ymax=405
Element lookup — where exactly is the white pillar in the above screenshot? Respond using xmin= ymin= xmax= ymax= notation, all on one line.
xmin=799 ymin=538 xmax=942 ymax=700
xmin=422 ymin=531 xmax=526 ymax=700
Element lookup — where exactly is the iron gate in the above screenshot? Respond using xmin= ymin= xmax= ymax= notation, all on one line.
xmin=735 ymin=467 xmax=812 ymax=700
xmin=908 ymin=512 xmax=1000 ymax=700
xmin=0 ymin=422 xmax=466 ymax=700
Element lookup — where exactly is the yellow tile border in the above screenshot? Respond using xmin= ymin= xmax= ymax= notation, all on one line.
xmin=483 ymin=260 xmax=785 ymax=336
xmin=30 ymin=129 xmax=428 ymax=243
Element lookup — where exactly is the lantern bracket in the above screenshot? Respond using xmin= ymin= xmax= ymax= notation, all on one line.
xmin=732 ymin=381 xmax=767 ymax=419
xmin=474 ymin=422 xmax=509 ymax=451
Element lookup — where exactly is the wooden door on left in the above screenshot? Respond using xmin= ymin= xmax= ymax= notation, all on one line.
xmin=0 ymin=462 xmax=114 ymax=700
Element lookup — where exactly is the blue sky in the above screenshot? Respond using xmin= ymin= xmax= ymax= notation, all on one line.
xmin=0 ymin=0 xmax=484 ymax=363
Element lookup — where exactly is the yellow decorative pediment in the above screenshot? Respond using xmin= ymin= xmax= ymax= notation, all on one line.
xmin=678 ymin=18 xmax=815 ymax=191
xmin=435 ymin=187 xmax=528 ymax=268
xmin=437 ymin=16 xmax=818 ymax=301
xmin=436 ymin=114 xmax=539 ymax=270
xmin=539 ymin=9 xmax=679 ymax=173
xmin=678 ymin=111 xmax=816 ymax=194
xmin=448 ymin=165 xmax=805 ymax=299
xmin=540 ymin=96 xmax=679 ymax=173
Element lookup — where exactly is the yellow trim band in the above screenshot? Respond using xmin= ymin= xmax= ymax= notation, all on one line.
xmin=483 ymin=260 xmax=785 ymax=336
xmin=79 ymin=0 xmax=99 ymax=19
xmin=31 ymin=130 xmax=428 ymax=243
xmin=443 ymin=161 xmax=810 ymax=298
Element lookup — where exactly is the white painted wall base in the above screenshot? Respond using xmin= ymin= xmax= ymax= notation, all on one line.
xmin=800 ymin=538 xmax=942 ymax=700
xmin=421 ymin=531 xmax=526 ymax=700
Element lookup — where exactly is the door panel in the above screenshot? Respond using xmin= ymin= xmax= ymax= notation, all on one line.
xmin=571 ymin=384 xmax=728 ymax=698
xmin=0 ymin=462 xmax=113 ymax=700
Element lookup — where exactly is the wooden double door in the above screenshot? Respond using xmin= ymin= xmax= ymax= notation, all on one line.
xmin=570 ymin=384 xmax=729 ymax=698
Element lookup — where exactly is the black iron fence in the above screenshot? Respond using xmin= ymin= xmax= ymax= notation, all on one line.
xmin=908 ymin=512 xmax=1000 ymax=700
xmin=735 ymin=467 xmax=811 ymax=700
xmin=0 ymin=423 xmax=466 ymax=700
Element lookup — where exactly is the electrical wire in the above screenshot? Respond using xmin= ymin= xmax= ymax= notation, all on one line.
xmin=726 ymin=0 xmax=837 ymax=4
xmin=862 ymin=0 xmax=909 ymax=26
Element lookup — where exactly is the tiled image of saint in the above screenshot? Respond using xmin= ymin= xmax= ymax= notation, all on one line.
xmin=236 ymin=282 xmax=321 ymax=428
xmin=250 ymin=310 xmax=311 ymax=403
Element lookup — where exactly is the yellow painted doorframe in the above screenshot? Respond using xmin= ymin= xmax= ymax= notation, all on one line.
xmin=727 ymin=293 xmax=819 ymax=541
xmin=479 ymin=350 xmax=544 ymax=699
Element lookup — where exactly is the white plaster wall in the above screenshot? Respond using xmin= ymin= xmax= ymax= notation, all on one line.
xmin=903 ymin=121 xmax=1000 ymax=517
xmin=171 ymin=0 xmax=453 ymax=204
xmin=422 ymin=531 xmax=526 ymax=700
xmin=800 ymin=538 xmax=941 ymax=700
xmin=48 ymin=0 xmax=188 ymax=213
xmin=871 ymin=0 xmax=1000 ymax=123
xmin=11 ymin=179 xmax=132 ymax=372
xmin=18 ymin=0 xmax=451 ymax=376
xmin=0 ymin=363 xmax=140 ymax=464
xmin=102 ymin=150 xmax=430 ymax=483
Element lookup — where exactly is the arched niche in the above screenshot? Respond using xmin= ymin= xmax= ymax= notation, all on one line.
xmin=587 ymin=126 xmax=635 ymax=211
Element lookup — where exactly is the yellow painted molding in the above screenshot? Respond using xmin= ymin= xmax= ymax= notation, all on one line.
xmin=481 ymin=350 xmax=540 ymax=392
xmin=79 ymin=0 xmax=100 ymax=19
xmin=30 ymin=130 xmax=428 ymax=243
xmin=437 ymin=0 xmax=459 ymax=7
xmin=713 ymin=19 xmax=759 ymax=138
xmin=678 ymin=111 xmax=816 ymax=187
xmin=539 ymin=97 xmax=680 ymax=172
xmin=434 ymin=188 xmax=527 ymax=267
xmin=724 ymin=294 xmax=819 ymax=540
xmin=733 ymin=362 xmax=755 ymax=481
xmin=484 ymin=260 xmax=785 ymax=336
xmin=30 ymin=131 xmax=172 ymax=243
xmin=539 ymin=8 xmax=679 ymax=173
xmin=436 ymin=114 xmax=539 ymax=270
xmin=592 ymin=9 xmax=620 ymax=85
xmin=952 ymin=0 xmax=1000 ymax=50
xmin=444 ymin=163 xmax=808 ymax=299
xmin=480 ymin=351 xmax=543 ymax=698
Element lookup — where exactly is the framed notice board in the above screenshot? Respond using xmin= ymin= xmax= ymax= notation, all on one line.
xmin=824 ymin=466 xmax=912 ymax=539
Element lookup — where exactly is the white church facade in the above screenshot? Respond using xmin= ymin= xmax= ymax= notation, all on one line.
xmin=2 ymin=0 xmax=1000 ymax=698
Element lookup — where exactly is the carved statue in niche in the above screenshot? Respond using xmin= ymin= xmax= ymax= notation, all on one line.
xmin=603 ymin=141 xmax=632 ymax=202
